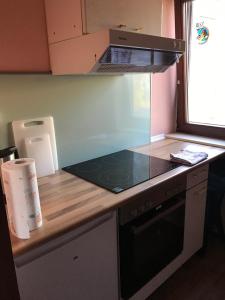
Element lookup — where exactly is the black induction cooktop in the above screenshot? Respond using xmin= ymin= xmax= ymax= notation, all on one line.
xmin=63 ymin=150 xmax=180 ymax=193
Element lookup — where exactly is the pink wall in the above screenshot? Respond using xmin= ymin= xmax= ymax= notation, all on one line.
xmin=0 ymin=0 xmax=50 ymax=72
xmin=151 ymin=0 xmax=177 ymax=136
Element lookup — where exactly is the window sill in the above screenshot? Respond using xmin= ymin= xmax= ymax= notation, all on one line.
xmin=166 ymin=132 xmax=225 ymax=149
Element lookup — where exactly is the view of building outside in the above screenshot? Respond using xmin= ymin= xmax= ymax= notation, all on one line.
xmin=187 ymin=0 xmax=225 ymax=126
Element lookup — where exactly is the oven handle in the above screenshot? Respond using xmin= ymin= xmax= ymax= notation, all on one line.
xmin=131 ymin=198 xmax=185 ymax=236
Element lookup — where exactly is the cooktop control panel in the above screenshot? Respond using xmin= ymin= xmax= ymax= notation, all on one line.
xmin=119 ymin=174 xmax=187 ymax=225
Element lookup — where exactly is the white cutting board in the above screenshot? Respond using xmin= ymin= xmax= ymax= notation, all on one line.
xmin=12 ymin=116 xmax=58 ymax=171
xmin=25 ymin=134 xmax=55 ymax=177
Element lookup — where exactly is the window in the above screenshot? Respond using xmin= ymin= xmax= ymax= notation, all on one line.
xmin=175 ymin=0 xmax=225 ymax=138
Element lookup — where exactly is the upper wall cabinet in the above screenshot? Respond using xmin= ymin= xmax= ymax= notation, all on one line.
xmin=45 ymin=0 xmax=83 ymax=44
xmin=45 ymin=0 xmax=163 ymax=44
xmin=84 ymin=0 xmax=163 ymax=36
xmin=44 ymin=0 xmax=170 ymax=74
xmin=0 ymin=0 xmax=50 ymax=72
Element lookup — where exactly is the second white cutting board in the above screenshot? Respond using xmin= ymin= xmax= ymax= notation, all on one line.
xmin=12 ymin=116 xmax=58 ymax=171
xmin=25 ymin=134 xmax=55 ymax=177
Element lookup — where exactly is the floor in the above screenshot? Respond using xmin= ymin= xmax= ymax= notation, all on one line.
xmin=150 ymin=235 xmax=225 ymax=300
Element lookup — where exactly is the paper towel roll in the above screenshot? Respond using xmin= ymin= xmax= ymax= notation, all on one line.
xmin=1 ymin=158 xmax=42 ymax=239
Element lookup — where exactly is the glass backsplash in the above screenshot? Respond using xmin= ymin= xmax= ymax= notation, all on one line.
xmin=0 ymin=74 xmax=150 ymax=168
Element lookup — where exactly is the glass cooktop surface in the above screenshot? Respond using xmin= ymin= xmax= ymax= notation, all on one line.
xmin=63 ymin=150 xmax=180 ymax=193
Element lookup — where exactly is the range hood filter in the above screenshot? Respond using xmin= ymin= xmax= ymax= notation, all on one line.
xmin=98 ymin=46 xmax=182 ymax=73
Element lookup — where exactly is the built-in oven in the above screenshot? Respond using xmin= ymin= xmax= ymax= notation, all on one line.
xmin=119 ymin=175 xmax=187 ymax=299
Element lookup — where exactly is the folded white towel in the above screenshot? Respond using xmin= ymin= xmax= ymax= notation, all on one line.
xmin=170 ymin=149 xmax=208 ymax=166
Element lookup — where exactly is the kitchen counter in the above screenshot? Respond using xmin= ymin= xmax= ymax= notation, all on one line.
xmin=11 ymin=138 xmax=225 ymax=257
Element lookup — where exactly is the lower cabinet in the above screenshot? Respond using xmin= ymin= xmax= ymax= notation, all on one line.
xmin=14 ymin=169 xmax=209 ymax=300
xmin=183 ymin=180 xmax=208 ymax=261
xmin=15 ymin=211 xmax=118 ymax=300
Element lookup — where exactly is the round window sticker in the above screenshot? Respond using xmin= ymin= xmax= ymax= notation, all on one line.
xmin=196 ymin=22 xmax=209 ymax=44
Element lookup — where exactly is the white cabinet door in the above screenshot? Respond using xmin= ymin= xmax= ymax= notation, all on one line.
xmin=44 ymin=0 xmax=83 ymax=43
xmin=16 ymin=212 xmax=118 ymax=300
xmin=84 ymin=0 xmax=163 ymax=36
xmin=183 ymin=181 xmax=207 ymax=262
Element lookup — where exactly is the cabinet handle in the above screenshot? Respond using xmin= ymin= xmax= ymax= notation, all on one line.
xmin=199 ymin=169 xmax=207 ymax=175
xmin=193 ymin=169 xmax=208 ymax=178
xmin=200 ymin=169 xmax=208 ymax=175
xmin=117 ymin=24 xmax=127 ymax=29
xmin=133 ymin=27 xmax=143 ymax=32
xmin=73 ymin=255 xmax=79 ymax=261
xmin=165 ymin=188 xmax=179 ymax=198
xmin=194 ymin=188 xmax=207 ymax=196
xmin=165 ymin=184 xmax=183 ymax=198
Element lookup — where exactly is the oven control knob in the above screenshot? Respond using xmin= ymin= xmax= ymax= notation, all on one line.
xmin=130 ymin=209 xmax=138 ymax=218
xmin=145 ymin=200 xmax=151 ymax=210
xmin=139 ymin=205 xmax=145 ymax=214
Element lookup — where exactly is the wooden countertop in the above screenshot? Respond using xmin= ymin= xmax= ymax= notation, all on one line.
xmin=11 ymin=138 xmax=225 ymax=257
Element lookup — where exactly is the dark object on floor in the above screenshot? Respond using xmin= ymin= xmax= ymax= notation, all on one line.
xmin=205 ymin=158 xmax=225 ymax=241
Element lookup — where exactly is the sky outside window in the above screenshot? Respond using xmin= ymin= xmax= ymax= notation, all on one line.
xmin=187 ymin=0 xmax=225 ymax=127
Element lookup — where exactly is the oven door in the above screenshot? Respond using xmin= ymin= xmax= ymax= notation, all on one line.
xmin=119 ymin=194 xmax=185 ymax=299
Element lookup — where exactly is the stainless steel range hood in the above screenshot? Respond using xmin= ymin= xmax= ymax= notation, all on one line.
xmin=49 ymin=29 xmax=185 ymax=74
xmin=94 ymin=30 xmax=185 ymax=73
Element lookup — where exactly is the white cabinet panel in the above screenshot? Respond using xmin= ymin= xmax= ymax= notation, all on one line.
xmin=183 ymin=181 xmax=207 ymax=261
xmin=44 ymin=0 xmax=83 ymax=43
xmin=16 ymin=212 xmax=118 ymax=300
xmin=84 ymin=0 xmax=163 ymax=36
xmin=44 ymin=0 xmax=163 ymax=44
